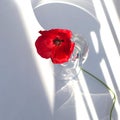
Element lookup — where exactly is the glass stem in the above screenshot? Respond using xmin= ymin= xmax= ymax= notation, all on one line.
xmin=80 ymin=67 xmax=116 ymax=120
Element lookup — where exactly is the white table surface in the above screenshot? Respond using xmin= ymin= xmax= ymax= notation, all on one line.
xmin=0 ymin=0 xmax=120 ymax=120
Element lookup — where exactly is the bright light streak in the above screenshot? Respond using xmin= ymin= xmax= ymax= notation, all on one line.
xmin=103 ymin=0 xmax=120 ymax=45
xmin=72 ymin=81 xmax=90 ymax=120
xmin=92 ymin=0 xmax=120 ymax=92
xmin=74 ymin=73 xmax=99 ymax=120
xmin=100 ymin=59 xmax=120 ymax=118
xmin=14 ymin=0 xmax=55 ymax=113
xmin=90 ymin=31 xmax=99 ymax=53
xmin=92 ymin=0 xmax=120 ymax=119
xmin=100 ymin=59 xmax=115 ymax=92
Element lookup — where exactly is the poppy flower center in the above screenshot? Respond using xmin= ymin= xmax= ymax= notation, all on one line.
xmin=53 ymin=38 xmax=64 ymax=46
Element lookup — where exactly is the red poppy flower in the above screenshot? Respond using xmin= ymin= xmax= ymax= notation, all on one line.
xmin=35 ymin=29 xmax=75 ymax=64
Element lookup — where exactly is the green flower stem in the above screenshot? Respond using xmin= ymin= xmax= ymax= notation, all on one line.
xmin=80 ymin=67 xmax=116 ymax=120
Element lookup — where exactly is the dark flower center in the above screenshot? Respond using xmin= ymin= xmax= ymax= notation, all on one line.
xmin=53 ymin=38 xmax=64 ymax=46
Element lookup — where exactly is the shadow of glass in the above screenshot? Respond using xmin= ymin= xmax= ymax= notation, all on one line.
xmin=32 ymin=1 xmax=118 ymax=120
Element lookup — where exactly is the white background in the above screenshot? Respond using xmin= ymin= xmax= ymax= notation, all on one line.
xmin=0 ymin=0 xmax=120 ymax=120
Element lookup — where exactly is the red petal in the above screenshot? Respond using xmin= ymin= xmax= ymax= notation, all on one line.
xmin=35 ymin=29 xmax=74 ymax=64
xmin=35 ymin=36 xmax=53 ymax=58
xmin=51 ymin=42 xmax=75 ymax=64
